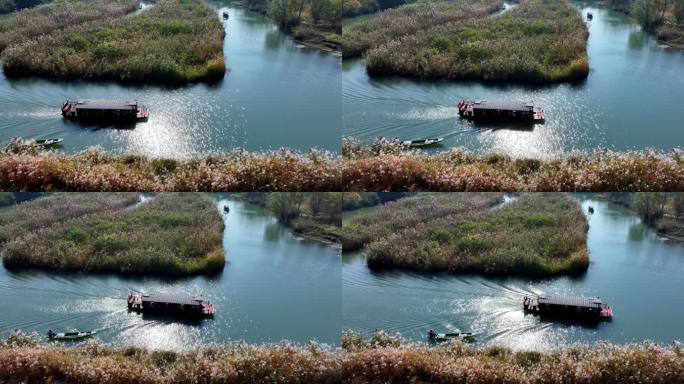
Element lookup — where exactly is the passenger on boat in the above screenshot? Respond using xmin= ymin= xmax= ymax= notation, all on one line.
xmin=428 ymin=330 xmax=437 ymax=339
xmin=47 ymin=330 xmax=55 ymax=338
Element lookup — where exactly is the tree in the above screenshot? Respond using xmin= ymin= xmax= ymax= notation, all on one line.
xmin=673 ymin=193 xmax=684 ymax=217
xmin=267 ymin=193 xmax=305 ymax=224
xmin=632 ymin=193 xmax=667 ymax=225
xmin=632 ymin=0 xmax=668 ymax=31
xmin=674 ymin=0 xmax=684 ymax=24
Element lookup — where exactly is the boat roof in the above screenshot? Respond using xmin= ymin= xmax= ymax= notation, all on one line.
xmin=538 ymin=294 xmax=603 ymax=308
xmin=70 ymin=99 xmax=139 ymax=110
xmin=470 ymin=100 xmax=534 ymax=111
xmin=141 ymin=293 xmax=205 ymax=306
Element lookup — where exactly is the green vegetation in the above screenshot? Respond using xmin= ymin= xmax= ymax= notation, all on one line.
xmin=342 ymin=192 xmax=408 ymax=210
xmin=342 ymin=0 xmax=503 ymax=58
xmin=344 ymin=193 xmax=589 ymax=275
xmin=342 ymin=138 xmax=684 ymax=192
xmin=342 ymin=330 xmax=684 ymax=384
xmin=0 ymin=140 xmax=340 ymax=191
xmin=0 ymin=0 xmax=138 ymax=52
xmin=342 ymin=193 xmax=503 ymax=252
xmin=604 ymin=192 xmax=684 ymax=242
xmin=1 ymin=193 xmax=225 ymax=275
xmin=265 ymin=193 xmax=342 ymax=243
xmin=343 ymin=0 xmax=415 ymax=17
xmin=0 ymin=0 xmax=226 ymax=83
xmin=344 ymin=0 xmax=590 ymax=83
xmin=245 ymin=0 xmax=342 ymax=51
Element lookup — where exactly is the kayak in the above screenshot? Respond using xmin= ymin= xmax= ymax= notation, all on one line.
xmin=402 ymin=138 xmax=444 ymax=148
xmin=34 ymin=138 xmax=64 ymax=147
xmin=429 ymin=332 xmax=475 ymax=343
xmin=48 ymin=331 xmax=96 ymax=341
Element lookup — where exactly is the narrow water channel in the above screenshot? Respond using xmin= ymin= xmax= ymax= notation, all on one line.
xmin=343 ymin=195 xmax=684 ymax=350
xmin=0 ymin=1 xmax=341 ymax=156
xmin=0 ymin=197 xmax=341 ymax=350
xmin=342 ymin=0 xmax=684 ymax=157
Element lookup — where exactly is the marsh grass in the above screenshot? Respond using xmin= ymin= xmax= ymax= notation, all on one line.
xmin=0 ymin=193 xmax=139 ymax=245
xmin=1 ymin=330 xmax=681 ymax=384
xmin=0 ymin=0 xmax=139 ymax=52
xmin=360 ymin=193 xmax=590 ymax=275
xmin=1 ymin=0 xmax=226 ymax=83
xmin=343 ymin=0 xmax=589 ymax=83
xmin=342 ymin=0 xmax=503 ymax=58
xmin=342 ymin=331 xmax=684 ymax=384
xmin=0 ymin=144 xmax=341 ymax=191
xmin=1 ymin=193 xmax=226 ymax=275
xmin=342 ymin=193 xmax=503 ymax=252
xmin=342 ymin=139 xmax=684 ymax=192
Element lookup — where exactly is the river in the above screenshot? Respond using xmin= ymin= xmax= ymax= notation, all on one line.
xmin=343 ymin=194 xmax=684 ymax=350
xmin=0 ymin=1 xmax=341 ymax=157
xmin=0 ymin=196 xmax=341 ymax=350
xmin=342 ymin=1 xmax=684 ymax=158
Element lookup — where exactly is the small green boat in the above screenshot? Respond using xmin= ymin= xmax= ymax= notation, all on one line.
xmin=402 ymin=138 xmax=444 ymax=148
xmin=34 ymin=138 xmax=63 ymax=147
xmin=428 ymin=330 xmax=475 ymax=343
xmin=47 ymin=330 xmax=96 ymax=341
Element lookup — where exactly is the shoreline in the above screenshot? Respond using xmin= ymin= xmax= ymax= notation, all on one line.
xmin=599 ymin=1 xmax=684 ymax=50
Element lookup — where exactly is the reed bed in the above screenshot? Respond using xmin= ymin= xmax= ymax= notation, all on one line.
xmin=0 ymin=0 xmax=138 ymax=52
xmin=1 ymin=330 xmax=682 ymax=384
xmin=0 ymin=143 xmax=341 ymax=192
xmin=342 ymin=193 xmax=503 ymax=252
xmin=0 ymin=332 xmax=342 ymax=384
xmin=342 ymin=0 xmax=503 ymax=58
xmin=342 ymin=331 xmax=684 ymax=384
xmin=0 ymin=193 xmax=139 ymax=245
xmin=1 ymin=193 xmax=225 ymax=275
xmin=1 ymin=0 xmax=226 ymax=83
xmin=361 ymin=193 xmax=589 ymax=275
xmin=361 ymin=0 xmax=589 ymax=82
xmin=342 ymin=139 xmax=684 ymax=192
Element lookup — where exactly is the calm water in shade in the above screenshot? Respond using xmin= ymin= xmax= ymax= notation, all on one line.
xmin=0 ymin=1 xmax=341 ymax=157
xmin=0 ymin=197 xmax=341 ymax=350
xmin=343 ymin=1 xmax=684 ymax=158
xmin=343 ymin=195 xmax=684 ymax=350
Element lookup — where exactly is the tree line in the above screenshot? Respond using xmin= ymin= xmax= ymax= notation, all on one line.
xmin=609 ymin=0 xmax=684 ymax=30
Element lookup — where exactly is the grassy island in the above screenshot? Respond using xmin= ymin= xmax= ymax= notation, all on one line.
xmin=342 ymin=139 xmax=684 ymax=192
xmin=0 ymin=141 xmax=341 ymax=191
xmin=374 ymin=194 xmax=587 ymax=275
xmin=0 ymin=0 xmax=226 ymax=83
xmin=1 ymin=193 xmax=226 ymax=275
xmin=343 ymin=193 xmax=589 ymax=276
xmin=342 ymin=193 xmax=503 ymax=252
xmin=343 ymin=0 xmax=590 ymax=83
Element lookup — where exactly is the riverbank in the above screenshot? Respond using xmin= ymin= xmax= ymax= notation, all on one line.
xmin=0 ymin=331 xmax=342 ymax=383
xmin=2 ymin=330 xmax=682 ymax=384
xmin=342 ymin=139 xmax=684 ymax=192
xmin=0 ymin=0 xmax=226 ymax=83
xmin=0 ymin=141 xmax=341 ymax=191
xmin=602 ymin=192 xmax=684 ymax=243
xmin=343 ymin=0 xmax=589 ymax=83
xmin=605 ymin=0 xmax=684 ymax=49
xmin=342 ymin=331 xmax=684 ymax=384
xmin=230 ymin=193 xmax=342 ymax=244
xmin=240 ymin=0 xmax=341 ymax=53
xmin=344 ymin=193 xmax=589 ymax=276
xmin=1 ymin=193 xmax=226 ymax=275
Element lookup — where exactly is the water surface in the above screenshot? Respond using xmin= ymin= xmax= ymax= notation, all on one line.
xmin=0 ymin=1 xmax=341 ymax=156
xmin=0 ymin=197 xmax=341 ymax=350
xmin=343 ymin=195 xmax=684 ymax=350
xmin=342 ymin=1 xmax=684 ymax=157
